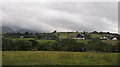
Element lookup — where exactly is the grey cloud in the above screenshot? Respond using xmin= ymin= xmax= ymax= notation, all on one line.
xmin=1 ymin=2 xmax=118 ymax=33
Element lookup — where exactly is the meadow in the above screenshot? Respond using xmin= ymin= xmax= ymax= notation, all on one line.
xmin=2 ymin=51 xmax=118 ymax=65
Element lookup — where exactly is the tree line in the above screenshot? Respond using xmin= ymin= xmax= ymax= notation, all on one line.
xmin=2 ymin=38 xmax=120 ymax=52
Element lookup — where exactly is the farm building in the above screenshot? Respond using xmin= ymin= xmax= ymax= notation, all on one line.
xmin=74 ymin=34 xmax=85 ymax=40
xmin=17 ymin=35 xmax=35 ymax=38
xmin=100 ymin=36 xmax=109 ymax=40
xmin=68 ymin=34 xmax=85 ymax=40
xmin=112 ymin=37 xmax=117 ymax=40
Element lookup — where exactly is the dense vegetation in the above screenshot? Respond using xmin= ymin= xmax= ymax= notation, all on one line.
xmin=2 ymin=31 xmax=120 ymax=52
xmin=2 ymin=31 xmax=119 ymax=65
xmin=2 ymin=38 xmax=120 ymax=52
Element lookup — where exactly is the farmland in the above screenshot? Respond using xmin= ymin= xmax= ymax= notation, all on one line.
xmin=14 ymin=38 xmax=118 ymax=46
xmin=2 ymin=31 xmax=120 ymax=65
xmin=2 ymin=51 xmax=118 ymax=65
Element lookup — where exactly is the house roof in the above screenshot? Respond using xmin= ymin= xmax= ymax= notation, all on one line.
xmin=76 ymin=34 xmax=84 ymax=38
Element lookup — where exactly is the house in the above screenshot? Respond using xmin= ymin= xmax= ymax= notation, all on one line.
xmin=68 ymin=34 xmax=85 ymax=40
xmin=100 ymin=36 xmax=109 ymax=40
xmin=20 ymin=36 xmax=24 ymax=38
xmin=112 ymin=37 xmax=117 ymax=40
xmin=74 ymin=34 xmax=85 ymax=40
xmin=17 ymin=35 xmax=35 ymax=38
xmin=74 ymin=38 xmax=85 ymax=40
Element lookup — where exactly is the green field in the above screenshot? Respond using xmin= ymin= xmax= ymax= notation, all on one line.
xmin=37 ymin=40 xmax=57 ymax=43
xmin=77 ymin=40 xmax=90 ymax=44
xmin=2 ymin=51 xmax=118 ymax=65
xmin=90 ymin=34 xmax=102 ymax=38
xmin=101 ymin=40 xmax=118 ymax=45
xmin=54 ymin=32 xmax=82 ymax=39
xmin=14 ymin=38 xmax=35 ymax=41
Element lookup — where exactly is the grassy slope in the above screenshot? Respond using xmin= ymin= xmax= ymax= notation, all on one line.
xmin=101 ymin=40 xmax=118 ymax=45
xmin=37 ymin=40 xmax=57 ymax=45
xmin=2 ymin=51 xmax=118 ymax=65
xmin=13 ymin=33 xmax=118 ymax=46
xmin=55 ymin=32 xmax=118 ymax=45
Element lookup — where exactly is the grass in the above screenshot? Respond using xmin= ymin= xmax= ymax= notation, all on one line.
xmin=37 ymin=40 xmax=57 ymax=45
xmin=90 ymin=34 xmax=102 ymax=38
xmin=2 ymin=51 xmax=118 ymax=65
xmin=54 ymin=33 xmax=103 ymax=39
xmin=14 ymin=38 xmax=34 ymax=41
xmin=54 ymin=32 xmax=81 ymax=39
xmin=77 ymin=40 xmax=90 ymax=44
xmin=101 ymin=40 xmax=118 ymax=45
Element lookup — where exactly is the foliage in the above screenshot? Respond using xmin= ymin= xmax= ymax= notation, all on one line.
xmin=87 ymin=39 xmax=113 ymax=52
xmin=2 ymin=38 xmax=32 ymax=51
xmin=13 ymin=40 xmax=32 ymax=51
xmin=2 ymin=38 xmax=14 ymax=51
xmin=2 ymin=38 xmax=119 ymax=52
xmin=2 ymin=31 xmax=119 ymax=52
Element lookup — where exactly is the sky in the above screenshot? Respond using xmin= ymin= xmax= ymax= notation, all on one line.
xmin=1 ymin=2 xmax=118 ymax=33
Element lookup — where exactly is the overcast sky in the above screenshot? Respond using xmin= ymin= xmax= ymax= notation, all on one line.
xmin=1 ymin=2 xmax=118 ymax=33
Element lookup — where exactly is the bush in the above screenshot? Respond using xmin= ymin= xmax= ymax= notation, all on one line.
xmin=2 ymin=37 xmax=118 ymax=52
xmin=111 ymin=42 xmax=120 ymax=52
xmin=13 ymin=40 xmax=32 ymax=51
xmin=37 ymin=43 xmax=52 ymax=51
xmin=2 ymin=38 xmax=14 ymax=51
xmin=29 ymin=40 xmax=38 ymax=50
xmin=87 ymin=39 xmax=112 ymax=52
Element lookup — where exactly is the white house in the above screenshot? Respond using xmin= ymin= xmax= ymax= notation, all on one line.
xmin=74 ymin=38 xmax=85 ymax=40
xmin=112 ymin=37 xmax=117 ymax=40
xmin=100 ymin=36 xmax=109 ymax=40
xmin=20 ymin=36 xmax=24 ymax=38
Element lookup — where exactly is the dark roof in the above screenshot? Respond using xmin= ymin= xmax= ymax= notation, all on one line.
xmin=76 ymin=34 xmax=84 ymax=38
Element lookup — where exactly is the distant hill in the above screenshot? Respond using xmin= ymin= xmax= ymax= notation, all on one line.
xmin=2 ymin=26 xmax=14 ymax=34
xmin=16 ymin=29 xmax=40 ymax=33
xmin=2 ymin=26 xmax=41 ymax=34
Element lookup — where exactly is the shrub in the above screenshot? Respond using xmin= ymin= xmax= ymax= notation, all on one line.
xmin=13 ymin=40 xmax=32 ymax=51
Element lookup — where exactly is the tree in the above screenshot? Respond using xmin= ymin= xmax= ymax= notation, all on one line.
xmin=87 ymin=39 xmax=112 ymax=52
xmin=76 ymin=31 xmax=78 ymax=33
xmin=116 ymin=35 xmax=120 ymax=40
xmin=36 ymin=34 xmax=42 ymax=39
xmin=92 ymin=31 xmax=98 ymax=34
xmin=68 ymin=43 xmax=86 ymax=52
xmin=2 ymin=38 xmax=14 ymax=51
xmin=37 ymin=44 xmax=52 ymax=51
xmin=84 ymin=33 xmax=92 ymax=39
xmin=14 ymin=40 xmax=32 ymax=51
xmin=83 ymin=31 xmax=86 ymax=34
xmin=112 ymin=42 xmax=120 ymax=52
xmin=24 ymin=31 xmax=29 ymax=35
xmin=29 ymin=40 xmax=38 ymax=50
